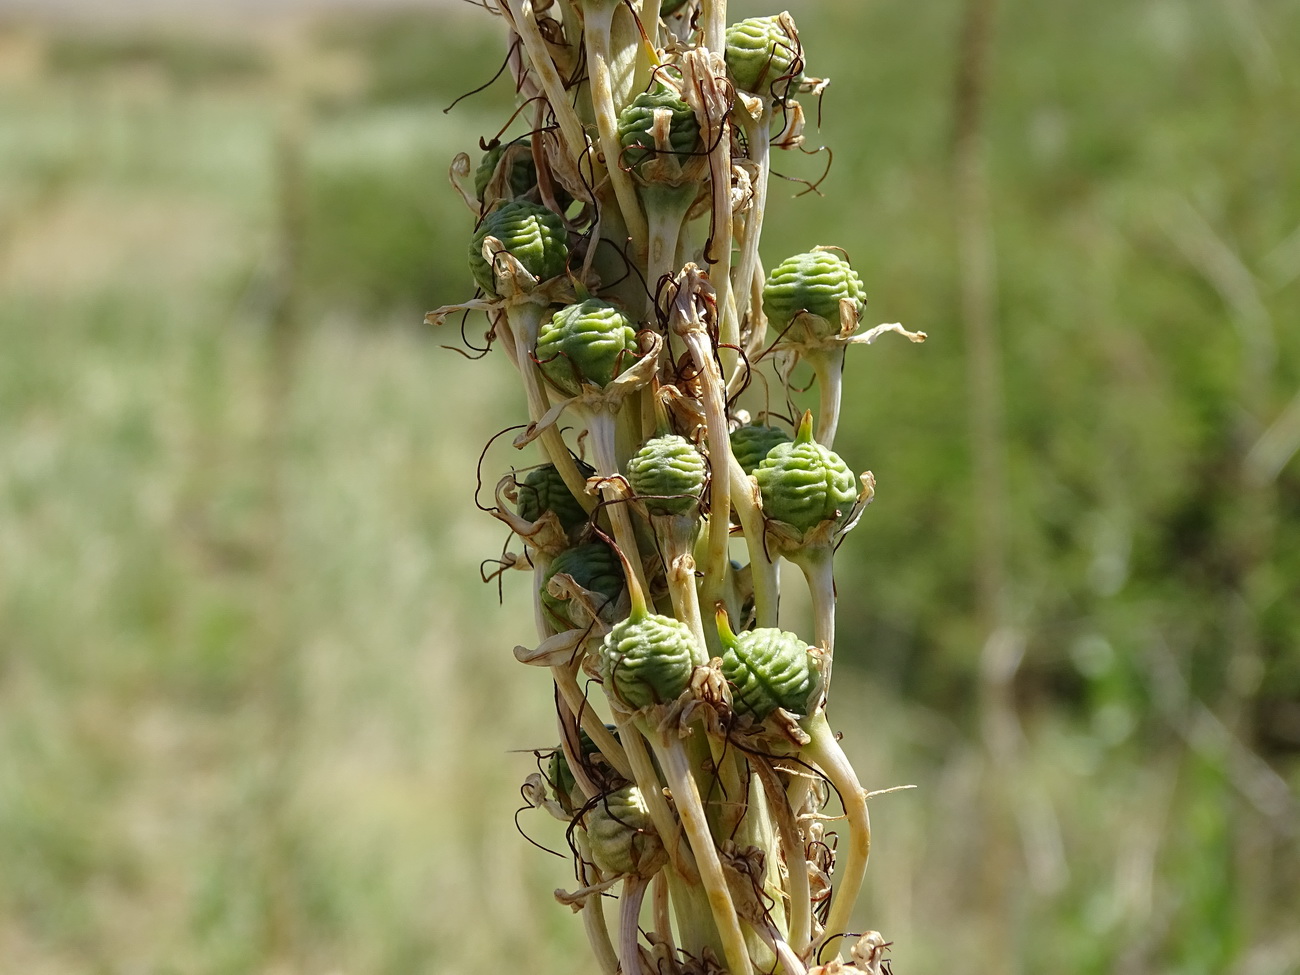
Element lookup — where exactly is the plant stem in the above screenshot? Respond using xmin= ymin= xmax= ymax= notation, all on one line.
xmin=680 ymin=328 xmax=732 ymax=659
xmin=620 ymin=875 xmax=651 ymax=975
xmin=585 ymin=407 xmax=653 ymax=598
xmin=503 ymin=305 xmax=598 ymax=512
xmin=792 ymin=545 xmax=836 ymax=656
xmin=666 ymin=868 xmax=725 ymax=965
xmin=642 ymin=718 xmax=754 ymax=975
xmin=701 ymin=0 xmax=725 ymax=54
xmin=806 ymin=348 xmax=845 ymax=448
xmin=801 ymin=710 xmax=870 ymax=950
xmin=651 ymin=869 xmax=676 ymax=957
xmin=705 ymin=732 xmax=747 ymax=841
xmin=729 ymin=265 xmax=770 ymax=401
xmin=583 ymin=2 xmax=650 ymax=256
xmin=558 ymin=695 xmax=601 ymax=800
xmin=751 ymin=753 xmax=812 ymax=958
xmin=653 ymin=514 xmax=709 ymax=652
xmin=749 ymin=921 xmax=808 ymax=975
xmin=729 ymin=455 xmax=779 ymax=627
xmin=733 ymin=105 xmax=772 ymax=329
xmin=583 ymin=894 xmax=621 ymax=975
xmin=617 ymin=716 xmax=696 ymax=881
xmin=643 ymin=185 xmax=694 ymax=309
xmin=556 ymin=659 xmax=634 ymax=781
xmin=498 ymin=0 xmax=590 ymax=162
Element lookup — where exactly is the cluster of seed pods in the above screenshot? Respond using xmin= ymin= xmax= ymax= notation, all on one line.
xmin=430 ymin=4 xmax=923 ymax=973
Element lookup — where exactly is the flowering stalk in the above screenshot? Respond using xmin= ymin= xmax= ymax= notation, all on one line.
xmin=429 ymin=3 xmax=925 ymax=971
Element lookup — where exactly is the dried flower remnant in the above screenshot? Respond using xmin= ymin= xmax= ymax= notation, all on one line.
xmin=428 ymin=3 xmax=925 ymax=971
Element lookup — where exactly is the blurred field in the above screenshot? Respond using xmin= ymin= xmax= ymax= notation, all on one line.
xmin=1 ymin=2 xmax=1297 ymax=973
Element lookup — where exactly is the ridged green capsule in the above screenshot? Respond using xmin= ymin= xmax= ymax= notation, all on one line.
xmin=515 ymin=462 xmax=592 ymax=534
xmin=755 ymin=413 xmax=857 ymax=532
xmin=541 ymin=542 xmax=625 ymax=630
xmin=725 ymin=14 xmax=802 ymax=99
xmin=616 ymin=84 xmax=700 ymax=176
xmin=535 ymin=299 xmax=640 ymax=396
xmin=719 ymin=624 xmax=818 ymax=720
xmin=469 ymin=200 xmax=568 ymax=297
xmin=474 ymin=140 xmax=537 ymax=202
xmin=599 ymin=611 xmax=696 ymax=710
xmin=587 ymin=785 xmax=666 ymax=877
xmin=626 ymin=435 xmax=706 ymax=516
xmin=763 ymin=248 xmax=867 ymax=340
xmin=730 ymin=424 xmax=792 ymax=475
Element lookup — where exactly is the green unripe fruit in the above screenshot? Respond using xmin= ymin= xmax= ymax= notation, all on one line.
xmin=730 ymin=424 xmax=793 ymax=475
xmin=469 ymin=200 xmax=568 ymax=297
xmin=541 ymin=542 xmax=625 ymax=630
xmin=474 ymin=140 xmax=537 ymax=202
xmin=535 ymin=299 xmax=640 ymax=396
xmin=627 ymin=435 xmax=706 ymax=515
xmin=599 ymin=611 xmax=696 ymax=710
xmin=515 ymin=462 xmax=592 ymax=533
xmin=587 ymin=786 xmax=665 ymax=877
xmin=763 ymin=248 xmax=867 ymax=339
xmin=616 ymin=84 xmax=700 ymax=175
xmin=720 ymin=626 xmax=818 ymax=719
xmin=755 ymin=413 xmax=857 ymax=532
xmin=725 ymin=15 xmax=802 ymax=99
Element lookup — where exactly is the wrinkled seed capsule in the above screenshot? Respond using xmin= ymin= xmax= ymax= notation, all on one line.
xmin=730 ymin=424 xmax=793 ymax=475
xmin=616 ymin=84 xmax=701 ymax=176
xmin=626 ymin=435 xmax=707 ymax=516
xmin=541 ymin=542 xmax=625 ymax=630
xmin=599 ymin=612 xmax=696 ymax=710
xmin=763 ymin=249 xmax=867 ymax=340
xmin=755 ymin=415 xmax=857 ymax=532
xmin=469 ymin=200 xmax=568 ymax=297
xmin=721 ymin=626 xmax=818 ymax=719
xmin=535 ymin=299 xmax=640 ymax=396
xmin=587 ymin=785 xmax=665 ymax=878
xmin=725 ymin=14 xmax=802 ymax=99
xmin=515 ymin=462 xmax=592 ymax=534
xmin=474 ymin=140 xmax=537 ymax=203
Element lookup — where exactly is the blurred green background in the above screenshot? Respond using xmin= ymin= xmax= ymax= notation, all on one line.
xmin=1 ymin=1 xmax=1297 ymax=973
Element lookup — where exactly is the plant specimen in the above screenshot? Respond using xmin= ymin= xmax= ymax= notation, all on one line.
xmin=430 ymin=2 xmax=924 ymax=971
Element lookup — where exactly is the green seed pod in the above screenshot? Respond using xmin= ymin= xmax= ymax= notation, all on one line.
xmin=599 ymin=611 xmax=696 ymax=710
xmin=469 ymin=200 xmax=568 ymax=297
xmin=515 ymin=462 xmax=592 ymax=534
xmin=755 ymin=412 xmax=857 ymax=532
xmin=763 ymin=248 xmax=867 ymax=340
xmin=719 ymin=623 xmax=818 ymax=720
xmin=586 ymin=785 xmax=666 ymax=877
xmin=725 ymin=14 xmax=802 ymax=100
xmin=474 ymin=140 xmax=537 ymax=203
xmin=541 ymin=542 xmax=625 ymax=630
xmin=626 ymin=435 xmax=707 ymax=515
xmin=616 ymin=84 xmax=700 ymax=177
xmin=730 ymin=424 xmax=793 ymax=475
xmin=535 ymin=299 xmax=640 ymax=396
